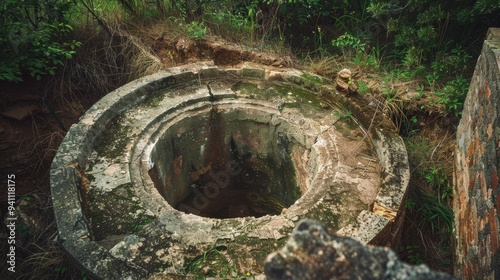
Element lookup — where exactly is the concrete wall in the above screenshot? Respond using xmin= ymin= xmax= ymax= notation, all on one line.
xmin=454 ymin=28 xmax=500 ymax=279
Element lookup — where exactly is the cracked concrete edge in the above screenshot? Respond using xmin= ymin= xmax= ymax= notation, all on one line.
xmin=373 ymin=129 xmax=410 ymax=213
xmin=336 ymin=210 xmax=391 ymax=244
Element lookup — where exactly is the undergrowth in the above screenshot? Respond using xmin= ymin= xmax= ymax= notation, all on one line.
xmin=0 ymin=194 xmax=93 ymax=279
xmin=303 ymin=34 xmax=459 ymax=273
xmin=399 ymin=132 xmax=455 ymax=272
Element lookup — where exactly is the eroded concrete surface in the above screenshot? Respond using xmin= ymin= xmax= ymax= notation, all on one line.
xmin=50 ymin=62 xmax=409 ymax=279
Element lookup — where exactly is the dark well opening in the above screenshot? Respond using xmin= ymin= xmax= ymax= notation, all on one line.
xmin=148 ymin=106 xmax=304 ymax=218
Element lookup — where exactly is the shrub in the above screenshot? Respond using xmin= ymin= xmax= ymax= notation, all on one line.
xmin=185 ymin=21 xmax=207 ymax=39
xmin=0 ymin=0 xmax=80 ymax=82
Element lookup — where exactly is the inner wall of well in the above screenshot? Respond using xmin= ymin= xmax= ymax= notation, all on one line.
xmin=148 ymin=106 xmax=306 ymax=218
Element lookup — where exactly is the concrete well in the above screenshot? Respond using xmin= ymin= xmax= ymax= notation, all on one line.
xmin=50 ymin=62 xmax=409 ymax=279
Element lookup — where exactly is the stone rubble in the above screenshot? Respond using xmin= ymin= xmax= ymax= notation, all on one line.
xmin=265 ymin=220 xmax=456 ymax=280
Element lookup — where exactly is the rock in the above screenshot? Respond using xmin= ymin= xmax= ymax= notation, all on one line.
xmin=1 ymin=103 xmax=40 ymax=121
xmin=335 ymin=68 xmax=358 ymax=95
xmin=264 ymin=220 xmax=456 ymax=280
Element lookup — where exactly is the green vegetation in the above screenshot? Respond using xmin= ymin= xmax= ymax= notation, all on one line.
xmin=183 ymin=244 xmax=241 ymax=279
xmin=335 ymin=107 xmax=353 ymax=120
xmin=401 ymin=134 xmax=455 ymax=270
xmin=185 ymin=21 xmax=207 ymax=39
xmin=357 ymin=80 xmax=370 ymax=95
xmin=3 ymin=0 xmax=497 ymax=108
xmin=0 ymin=0 xmax=80 ymax=82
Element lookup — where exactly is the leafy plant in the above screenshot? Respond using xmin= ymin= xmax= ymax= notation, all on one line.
xmin=185 ymin=21 xmax=207 ymax=39
xmin=405 ymin=197 xmax=415 ymax=210
xmin=312 ymin=26 xmax=327 ymax=54
xmin=380 ymin=74 xmax=397 ymax=101
xmin=424 ymin=167 xmax=453 ymax=203
xmin=404 ymin=135 xmax=455 ymax=237
xmin=109 ymin=0 xmax=187 ymax=19
xmin=204 ymin=9 xmax=253 ymax=42
xmin=331 ymin=33 xmax=366 ymax=59
xmin=431 ymin=47 xmax=472 ymax=79
xmin=434 ymin=76 xmax=469 ymax=116
xmin=405 ymin=245 xmax=424 ymax=265
xmin=336 ymin=107 xmax=353 ymax=120
xmin=0 ymin=0 xmax=80 ymax=82
xmin=417 ymin=191 xmax=454 ymax=234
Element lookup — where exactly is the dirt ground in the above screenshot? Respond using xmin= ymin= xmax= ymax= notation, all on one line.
xmin=0 ymin=80 xmax=84 ymax=214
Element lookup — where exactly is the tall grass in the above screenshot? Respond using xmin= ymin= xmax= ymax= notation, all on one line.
xmin=400 ymin=133 xmax=455 ymax=272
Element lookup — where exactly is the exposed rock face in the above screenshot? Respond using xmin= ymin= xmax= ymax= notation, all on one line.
xmin=264 ymin=220 xmax=456 ymax=280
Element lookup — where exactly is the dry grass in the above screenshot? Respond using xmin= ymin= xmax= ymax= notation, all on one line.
xmin=398 ymin=129 xmax=455 ymax=273
xmin=304 ymin=55 xmax=342 ymax=78
xmin=126 ymin=33 xmax=163 ymax=80
xmin=304 ymin=51 xmax=456 ymax=273
xmin=11 ymin=240 xmax=88 ymax=280
xmin=1 ymin=191 xmax=91 ymax=279
xmin=47 ymin=20 xmax=164 ymax=106
xmin=13 ymin=113 xmax=66 ymax=181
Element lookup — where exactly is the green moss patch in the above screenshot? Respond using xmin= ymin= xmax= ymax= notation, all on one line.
xmin=86 ymin=183 xmax=155 ymax=241
xmin=93 ymin=117 xmax=131 ymax=159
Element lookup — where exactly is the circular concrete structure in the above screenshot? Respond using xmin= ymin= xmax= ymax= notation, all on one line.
xmin=50 ymin=63 xmax=409 ymax=279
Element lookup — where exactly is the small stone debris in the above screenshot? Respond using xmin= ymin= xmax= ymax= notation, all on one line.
xmin=1 ymin=103 xmax=39 ymax=121
xmin=335 ymin=68 xmax=358 ymax=95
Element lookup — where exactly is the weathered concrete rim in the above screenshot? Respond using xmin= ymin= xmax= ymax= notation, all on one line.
xmin=50 ymin=62 xmax=409 ymax=278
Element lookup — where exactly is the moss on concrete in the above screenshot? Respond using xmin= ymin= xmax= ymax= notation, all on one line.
xmin=230 ymin=80 xmax=325 ymax=110
xmin=93 ymin=117 xmax=131 ymax=159
xmin=142 ymin=89 xmax=167 ymax=108
xmin=86 ymin=183 xmax=155 ymax=241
